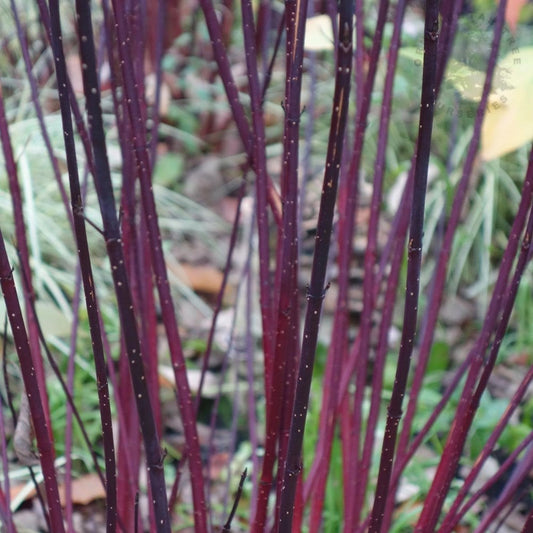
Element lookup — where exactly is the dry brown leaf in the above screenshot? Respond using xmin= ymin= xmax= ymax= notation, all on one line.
xmin=66 ymin=55 xmax=84 ymax=95
xmin=218 ymin=197 xmax=240 ymax=223
xmin=178 ymin=264 xmax=224 ymax=296
xmin=145 ymin=73 xmax=172 ymax=117
xmin=13 ymin=393 xmax=39 ymax=467
xmin=10 ymin=483 xmax=36 ymax=503
xmin=9 ymin=474 xmax=105 ymax=508
xmin=508 ymin=352 xmax=532 ymax=366
xmin=158 ymin=368 xmax=175 ymax=389
xmin=58 ymin=473 xmax=106 ymax=506
xmin=452 ymin=526 xmax=471 ymax=533
xmin=208 ymin=452 xmax=230 ymax=480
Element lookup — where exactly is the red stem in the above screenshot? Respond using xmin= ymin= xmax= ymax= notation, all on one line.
xmin=441 ymin=363 xmax=533 ymax=531
xmin=0 ymin=80 xmax=51 ymax=437
xmin=0 ymin=234 xmax=65 ymax=532
xmin=240 ymin=0 xmax=276 ymax=525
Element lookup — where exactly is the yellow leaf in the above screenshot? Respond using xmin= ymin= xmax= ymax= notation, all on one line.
xmin=440 ymin=46 xmax=533 ymax=160
xmin=481 ymin=84 xmax=533 ymax=160
xmin=481 ymin=47 xmax=533 ymax=160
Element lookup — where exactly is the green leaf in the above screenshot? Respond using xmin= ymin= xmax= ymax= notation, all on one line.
xmin=35 ymin=301 xmax=71 ymax=337
xmin=445 ymin=59 xmax=488 ymax=102
xmin=398 ymin=46 xmax=425 ymax=66
xmin=499 ymin=423 xmax=531 ymax=454
xmin=427 ymin=340 xmax=450 ymax=374
xmin=153 ymin=152 xmax=184 ymax=188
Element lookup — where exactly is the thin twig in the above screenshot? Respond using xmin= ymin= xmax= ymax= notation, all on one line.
xmin=222 ymin=469 xmax=248 ymax=532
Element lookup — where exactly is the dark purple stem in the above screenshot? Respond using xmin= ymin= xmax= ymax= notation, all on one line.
xmin=74 ymin=0 xmax=172 ymax=527
xmin=396 ymin=0 xmax=502 ymax=466
xmin=46 ymin=0 xmax=122 ymax=529
xmin=222 ymin=469 xmax=248 ymax=532
xmin=368 ymin=2 xmax=439 ymax=531
xmin=331 ymin=2 xmax=390 ymax=521
xmin=106 ymin=0 xmax=208 ymax=527
xmin=277 ymin=2 xmax=353 ymax=529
